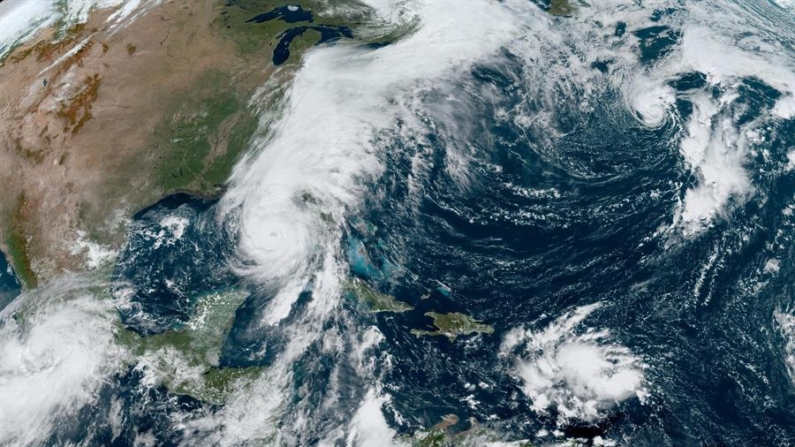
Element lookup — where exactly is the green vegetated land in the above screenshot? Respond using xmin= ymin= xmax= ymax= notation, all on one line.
xmin=411 ymin=312 xmax=494 ymax=342
xmin=347 ymin=277 xmax=494 ymax=343
xmin=549 ymin=0 xmax=574 ymax=15
xmin=349 ymin=277 xmax=414 ymax=313
xmin=5 ymin=193 xmax=37 ymax=288
xmin=216 ymin=0 xmax=368 ymax=57
xmin=150 ymin=0 xmax=376 ymax=197
xmin=150 ymin=70 xmax=259 ymax=197
xmin=530 ymin=0 xmax=588 ymax=16
xmin=407 ymin=414 xmax=536 ymax=447
xmin=117 ymin=289 xmax=263 ymax=404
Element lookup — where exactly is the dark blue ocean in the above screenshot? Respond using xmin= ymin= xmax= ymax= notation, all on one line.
xmin=3 ymin=0 xmax=795 ymax=446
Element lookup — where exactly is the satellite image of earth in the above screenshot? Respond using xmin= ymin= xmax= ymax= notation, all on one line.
xmin=1 ymin=0 xmax=795 ymax=445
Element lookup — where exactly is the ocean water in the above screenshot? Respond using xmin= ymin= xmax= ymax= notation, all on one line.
xmin=2 ymin=0 xmax=795 ymax=446
xmin=0 ymin=252 xmax=20 ymax=311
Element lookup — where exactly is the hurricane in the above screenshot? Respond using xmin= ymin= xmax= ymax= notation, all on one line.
xmin=1 ymin=0 xmax=795 ymax=445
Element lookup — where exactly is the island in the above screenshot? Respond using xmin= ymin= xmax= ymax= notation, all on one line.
xmin=411 ymin=311 xmax=494 ymax=342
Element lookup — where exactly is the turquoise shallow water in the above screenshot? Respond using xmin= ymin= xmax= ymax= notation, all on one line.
xmin=4 ymin=0 xmax=795 ymax=445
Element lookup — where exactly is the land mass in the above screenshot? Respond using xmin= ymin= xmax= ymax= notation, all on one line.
xmin=0 ymin=0 xmax=369 ymax=287
xmin=411 ymin=311 xmax=494 ymax=342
